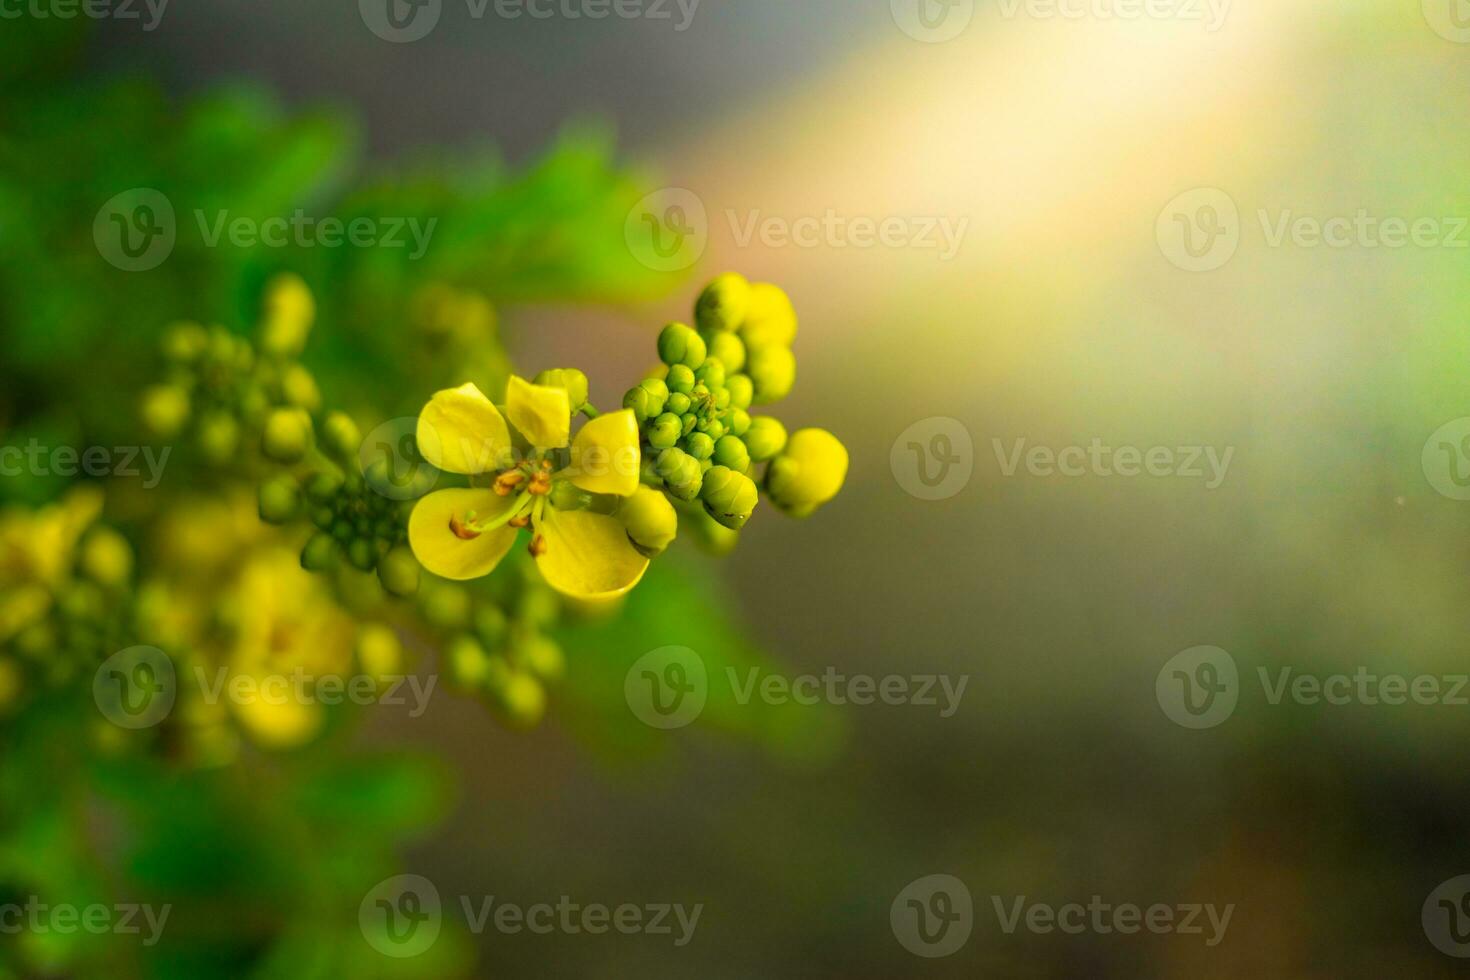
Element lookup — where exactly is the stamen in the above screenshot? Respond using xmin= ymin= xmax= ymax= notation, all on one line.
xmin=450 ymin=492 xmax=534 ymax=539
xmin=449 ymin=513 xmax=481 ymax=540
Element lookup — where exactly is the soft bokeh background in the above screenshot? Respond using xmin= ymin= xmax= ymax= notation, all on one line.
xmin=82 ymin=0 xmax=1470 ymax=975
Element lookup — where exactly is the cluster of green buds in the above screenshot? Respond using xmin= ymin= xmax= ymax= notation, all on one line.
xmin=621 ymin=273 xmax=847 ymax=546
xmin=256 ymin=409 xmax=424 ymax=598
xmin=139 ymin=274 xmax=322 ymax=468
xmin=415 ymin=561 xmax=564 ymax=728
xmin=0 ymin=512 xmax=137 ymax=719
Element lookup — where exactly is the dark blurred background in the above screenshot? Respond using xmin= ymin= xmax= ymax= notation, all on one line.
xmin=84 ymin=2 xmax=1470 ymax=976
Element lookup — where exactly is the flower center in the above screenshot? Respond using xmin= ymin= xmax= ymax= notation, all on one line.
xmin=449 ymin=458 xmax=556 ymax=554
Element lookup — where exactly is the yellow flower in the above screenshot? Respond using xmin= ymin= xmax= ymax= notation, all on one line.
xmin=223 ymin=548 xmax=356 ymax=749
xmin=409 ymin=376 xmax=649 ymax=600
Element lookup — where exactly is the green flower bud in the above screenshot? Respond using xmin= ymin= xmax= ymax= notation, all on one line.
xmin=729 ymin=408 xmax=751 ymax=437
xmin=347 ymin=537 xmax=377 ymax=572
xmin=162 ymin=321 xmax=209 ymax=363
xmin=712 ymin=387 xmax=732 ymax=412
xmin=447 ymin=634 xmax=491 ymax=691
xmin=519 ymin=588 xmax=560 ymax=628
xmin=262 ymin=408 xmax=313 ymax=464
xmin=495 ymin=671 xmax=546 ymax=729
xmin=623 ymin=378 xmax=669 ymax=422
xmin=666 ymin=392 xmax=691 ymax=415
xmin=260 ymin=273 xmax=315 ymax=357
xmin=648 ymin=412 xmax=682 ymax=450
xmin=237 ymin=383 xmax=271 ymax=425
xmin=535 ymin=368 xmax=590 ymax=412
xmin=684 ymin=432 xmax=714 ymax=460
xmin=618 ymin=485 xmax=678 ymax=556
xmin=197 ymin=411 xmax=239 ymax=464
xmin=726 ymin=374 xmax=754 ymax=410
xmin=657 ymin=322 xmax=706 ymax=369
xmin=80 ymin=527 xmax=133 ymax=588
xmin=697 ymin=417 xmax=726 ymax=442
xmin=699 ymin=465 xmax=759 ymax=530
xmin=521 ymin=635 xmax=565 ymax=682
xmin=739 ymin=282 xmax=798 ymax=351
xmin=764 ymin=428 xmax=848 ymax=517
xmin=306 ymin=470 xmax=345 ymax=503
xmin=140 ymin=385 xmax=190 ymax=437
xmin=695 ymin=272 xmax=751 ymax=333
xmin=376 ymin=546 xmax=421 ymax=596
xmin=356 ymin=623 xmax=404 ymax=681
xmin=656 ymin=448 xmax=703 ymax=501
xmin=712 ymin=435 xmax=751 ymax=474
xmin=321 ymin=412 xmax=361 ymax=462
xmin=281 ymin=363 xmax=321 ymax=412
xmin=694 ymin=357 xmax=726 ymax=390
xmin=744 ymin=416 xmax=788 ymax=462
xmin=300 ymin=532 xmax=339 ymax=571
xmin=474 ymin=605 xmax=508 ymax=648
xmin=258 ymin=475 xmax=301 ymax=524
xmin=701 ymin=328 xmax=746 ymax=374
xmin=666 ymin=364 xmax=696 ymax=395
xmin=681 ymin=413 xmax=698 ymax=437
xmin=420 ymin=582 xmax=472 ymax=629
xmin=747 ymin=346 xmax=796 ymax=405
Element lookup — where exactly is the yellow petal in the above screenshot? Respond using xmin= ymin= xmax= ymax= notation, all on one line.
xmin=566 ymin=409 xmax=641 ymax=497
xmin=408 ymin=489 xmax=520 ymax=581
xmin=535 ymin=507 xmax=649 ymax=600
xmin=506 ymin=375 xmax=570 ymax=449
xmin=232 ymin=693 xmax=324 ymax=749
xmin=416 ymin=383 xmax=512 ymax=475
